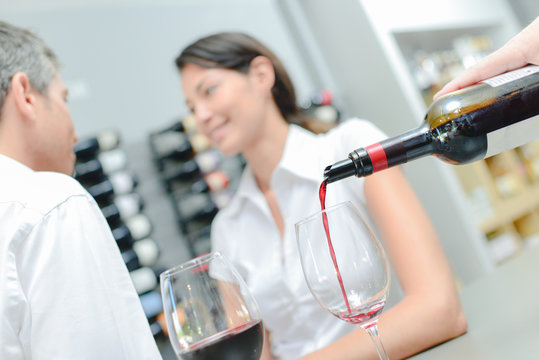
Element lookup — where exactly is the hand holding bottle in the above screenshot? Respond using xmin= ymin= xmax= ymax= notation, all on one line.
xmin=434 ymin=16 xmax=539 ymax=99
xmin=325 ymin=66 xmax=539 ymax=183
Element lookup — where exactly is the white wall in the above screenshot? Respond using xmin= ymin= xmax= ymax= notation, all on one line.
xmin=1 ymin=0 xmax=316 ymax=142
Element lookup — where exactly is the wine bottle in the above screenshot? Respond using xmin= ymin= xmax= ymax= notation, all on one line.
xmin=112 ymin=225 xmax=133 ymax=250
xmin=149 ymin=320 xmax=165 ymax=339
xmin=164 ymin=149 xmax=222 ymax=190
xmin=86 ymin=170 xmax=139 ymax=204
xmin=73 ymin=129 xmax=121 ymax=160
xmin=174 ymin=192 xmax=230 ymax=225
xmin=87 ymin=180 xmax=114 ymax=205
xmin=190 ymin=169 xmax=230 ymax=194
xmin=153 ymin=132 xmax=211 ymax=162
xmin=121 ymin=248 xmax=141 ymax=272
xmin=302 ymin=89 xmax=340 ymax=124
xmin=156 ymin=114 xmax=197 ymax=134
xmin=101 ymin=202 xmax=122 ymax=227
xmin=129 ymin=267 xmax=158 ymax=295
xmin=101 ymin=193 xmax=145 ymax=227
xmin=324 ymin=65 xmax=539 ymax=183
xmin=111 ymin=214 xmax=152 ymax=250
xmin=132 ymin=237 xmax=160 ymax=267
xmin=124 ymin=213 xmax=153 ymax=241
xmin=139 ymin=290 xmax=163 ymax=319
xmin=113 ymin=192 xmax=145 ymax=219
xmin=74 ymin=148 xmax=129 ymax=183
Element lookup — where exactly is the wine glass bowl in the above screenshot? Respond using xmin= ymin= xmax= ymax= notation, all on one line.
xmin=296 ymin=201 xmax=391 ymax=359
xmin=160 ymin=252 xmax=263 ymax=360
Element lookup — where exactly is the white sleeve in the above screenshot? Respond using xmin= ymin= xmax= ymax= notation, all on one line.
xmin=19 ymin=194 xmax=162 ymax=360
xmin=322 ymin=118 xmax=389 ymax=208
xmin=333 ymin=118 xmax=388 ymax=155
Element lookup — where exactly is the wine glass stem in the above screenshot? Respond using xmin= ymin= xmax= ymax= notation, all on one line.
xmin=366 ymin=324 xmax=389 ymax=360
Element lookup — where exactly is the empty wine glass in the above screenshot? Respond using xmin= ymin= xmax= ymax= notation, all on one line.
xmin=295 ymin=201 xmax=391 ymax=359
xmin=160 ymin=252 xmax=263 ymax=360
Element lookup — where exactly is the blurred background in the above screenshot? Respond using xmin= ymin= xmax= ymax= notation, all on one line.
xmin=2 ymin=0 xmax=539 ymax=358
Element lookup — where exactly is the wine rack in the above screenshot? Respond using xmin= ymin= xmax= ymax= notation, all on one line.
xmin=401 ymin=29 xmax=539 ymax=264
xmin=453 ymin=141 xmax=539 ymax=263
xmin=148 ymin=117 xmax=246 ymax=259
xmin=74 ymin=129 xmax=166 ymax=340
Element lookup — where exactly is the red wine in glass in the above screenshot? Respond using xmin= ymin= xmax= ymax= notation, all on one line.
xmin=336 ymin=299 xmax=386 ymax=328
xmin=179 ymin=320 xmax=263 ymax=360
xmin=319 ymin=179 xmax=351 ymax=312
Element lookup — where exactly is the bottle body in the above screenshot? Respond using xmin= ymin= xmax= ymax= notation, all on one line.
xmin=324 ymin=65 xmax=539 ymax=182
xmin=73 ymin=129 xmax=120 ymax=160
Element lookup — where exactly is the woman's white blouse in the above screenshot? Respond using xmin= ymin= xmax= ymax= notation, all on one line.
xmin=211 ymin=119 xmax=388 ymax=359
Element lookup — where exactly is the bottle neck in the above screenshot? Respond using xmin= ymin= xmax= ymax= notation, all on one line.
xmin=358 ymin=125 xmax=433 ymax=174
xmin=324 ymin=125 xmax=431 ymax=182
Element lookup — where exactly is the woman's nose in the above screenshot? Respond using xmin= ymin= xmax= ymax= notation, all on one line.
xmin=194 ymin=103 xmax=212 ymax=124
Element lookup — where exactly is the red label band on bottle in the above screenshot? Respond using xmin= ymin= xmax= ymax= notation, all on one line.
xmin=365 ymin=143 xmax=388 ymax=172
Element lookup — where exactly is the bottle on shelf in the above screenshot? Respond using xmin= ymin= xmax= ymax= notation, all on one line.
xmin=189 ymin=169 xmax=230 ymax=194
xmin=121 ymin=248 xmax=140 ymax=272
xmin=172 ymin=193 xmax=214 ymax=228
xmin=163 ymin=148 xmax=222 ymax=190
xmin=112 ymin=225 xmax=134 ymax=250
xmin=100 ymin=192 xmax=145 ymax=227
xmin=132 ymin=237 xmax=160 ymax=267
xmin=516 ymin=140 xmax=539 ymax=183
xmin=149 ymin=320 xmax=165 ymax=339
xmin=302 ymin=89 xmax=340 ymax=124
xmin=324 ymin=65 xmax=539 ymax=183
xmin=114 ymin=192 xmax=145 ymax=217
xmin=152 ymin=132 xmax=211 ymax=163
xmin=129 ymin=266 xmax=158 ymax=295
xmin=124 ymin=213 xmax=153 ymax=241
xmin=73 ymin=129 xmax=121 ymax=160
xmin=74 ymin=148 xmax=129 ymax=183
xmin=186 ymin=224 xmax=212 ymax=257
xmin=101 ymin=203 xmax=122 ymax=227
xmin=139 ymin=290 xmax=163 ymax=320
xmin=155 ymin=114 xmax=197 ymax=134
xmin=156 ymin=312 xmax=170 ymax=338
xmin=87 ymin=180 xmax=115 ymax=205
xmin=111 ymin=213 xmax=153 ymax=250
xmin=86 ymin=170 xmax=139 ymax=204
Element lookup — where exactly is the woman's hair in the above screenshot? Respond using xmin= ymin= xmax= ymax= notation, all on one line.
xmin=176 ymin=32 xmax=304 ymax=126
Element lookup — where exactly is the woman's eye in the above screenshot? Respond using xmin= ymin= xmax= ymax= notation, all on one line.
xmin=205 ymin=85 xmax=217 ymax=96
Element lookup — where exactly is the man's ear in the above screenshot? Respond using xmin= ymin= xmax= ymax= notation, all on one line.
xmin=11 ymin=72 xmax=38 ymax=122
xmin=248 ymin=56 xmax=276 ymax=91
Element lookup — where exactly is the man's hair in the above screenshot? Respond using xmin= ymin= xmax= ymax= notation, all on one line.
xmin=0 ymin=21 xmax=60 ymax=112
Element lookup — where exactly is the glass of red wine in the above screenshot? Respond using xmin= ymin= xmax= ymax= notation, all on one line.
xmin=160 ymin=252 xmax=263 ymax=360
xmin=295 ymin=201 xmax=391 ymax=360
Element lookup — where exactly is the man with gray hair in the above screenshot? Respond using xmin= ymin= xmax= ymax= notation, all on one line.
xmin=0 ymin=21 xmax=162 ymax=359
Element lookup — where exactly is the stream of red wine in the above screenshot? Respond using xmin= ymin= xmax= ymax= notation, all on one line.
xmin=319 ymin=180 xmax=351 ymax=312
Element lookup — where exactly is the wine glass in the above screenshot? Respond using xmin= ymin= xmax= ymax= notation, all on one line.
xmin=160 ymin=252 xmax=264 ymax=360
xmin=295 ymin=201 xmax=391 ymax=359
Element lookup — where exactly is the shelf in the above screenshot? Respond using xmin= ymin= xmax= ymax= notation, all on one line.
xmin=479 ymin=182 xmax=539 ymax=233
xmin=391 ymin=19 xmax=503 ymax=36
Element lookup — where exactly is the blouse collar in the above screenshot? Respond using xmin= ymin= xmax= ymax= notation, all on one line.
xmin=235 ymin=124 xmax=323 ymax=202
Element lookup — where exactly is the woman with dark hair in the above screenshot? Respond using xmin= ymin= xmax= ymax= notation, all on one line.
xmin=176 ymin=32 xmax=467 ymax=360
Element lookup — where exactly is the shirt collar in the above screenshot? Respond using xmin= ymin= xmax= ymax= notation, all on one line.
xmin=273 ymin=124 xmax=323 ymax=184
xmin=235 ymin=124 xmax=323 ymax=201
xmin=0 ymin=154 xmax=35 ymax=175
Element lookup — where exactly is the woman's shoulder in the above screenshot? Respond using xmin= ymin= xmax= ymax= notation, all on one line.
xmin=325 ymin=118 xmax=386 ymax=142
xmin=317 ymin=117 xmax=387 ymax=158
